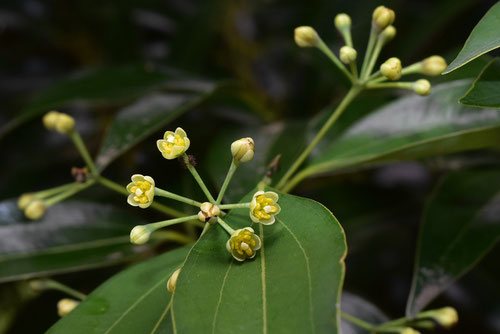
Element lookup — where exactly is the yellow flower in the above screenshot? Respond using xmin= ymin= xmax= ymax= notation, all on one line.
xmin=126 ymin=174 xmax=155 ymax=208
xmin=249 ymin=191 xmax=281 ymax=225
xmin=156 ymin=127 xmax=190 ymax=160
xmin=226 ymin=227 xmax=262 ymax=261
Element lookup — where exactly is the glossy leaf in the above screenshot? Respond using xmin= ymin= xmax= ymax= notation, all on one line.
xmin=460 ymin=58 xmax=500 ymax=108
xmin=172 ymin=191 xmax=347 ymax=334
xmin=292 ymin=81 xmax=500 ymax=190
xmin=0 ymin=200 xmax=147 ymax=283
xmin=0 ymin=66 xmax=183 ymax=139
xmin=96 ymin=80 xmax=216 ymax=170
xmin=406 ymin=170 xmax=500 ymax=316
xmin=444 ymin=2 xmax=500 ymax=73
xmin=48 ymin=246 xmax=189 ymax=334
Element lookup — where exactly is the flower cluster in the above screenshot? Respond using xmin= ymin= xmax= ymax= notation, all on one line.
xmin=127 ymin=127 xmax=281 ymax=262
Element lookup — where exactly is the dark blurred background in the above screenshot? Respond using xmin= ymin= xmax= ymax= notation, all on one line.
xmin=1 ymin=0 xmax=499 ymax=333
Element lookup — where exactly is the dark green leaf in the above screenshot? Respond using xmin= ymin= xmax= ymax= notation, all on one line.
xmin=0 ymin=66 xmax=213 ymax=139
xmin=95 ymin=80 xmax=216 ymax=170
xmin=460 ymin=58 xmax=500 ymax=108
xmin=293 ymin=81 xmax=500 ymax=190
xmin=48 ymin=246 xmax=189 ymax=334
xmin=406 ymin=169 xmax=500 ymax=316
xmin=172 ymin=191 xmax=347 ymax=334
xmin=444 ymin=2 xmax=500 ymax=73
xmin=0 ymin=200 xmax=147 ymax=283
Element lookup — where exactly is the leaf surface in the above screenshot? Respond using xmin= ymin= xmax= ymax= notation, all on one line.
xmin=460 ymin=58 xmax=500 ymax=108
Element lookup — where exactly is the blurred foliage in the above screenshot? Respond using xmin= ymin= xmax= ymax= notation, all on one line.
xmin=1 ymin=0 xmax=500 ymax=333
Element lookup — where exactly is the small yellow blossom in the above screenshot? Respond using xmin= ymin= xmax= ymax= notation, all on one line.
xmin=226 ymin=227 xmax=262 ymax=261
xmin=249 ymin=191 xmax=281 ymax=225
xmin=156 ymin=127 xmax=190 ymax=160
xmin=334 ymin=13 xmax=351 ymax=31
xmin=339 ymin=46 xmax=357 ymax=64
xmin=126 ymin=174 xmax=155 ymax=208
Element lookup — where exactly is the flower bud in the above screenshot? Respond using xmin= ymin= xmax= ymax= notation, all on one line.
xmin=400 ymin=328 xmax=420 ymax=334
xmin=197 ymin=202 xmax=221 ymax=222
xmin=380 ymin=25 xmax=396 ymax=44
xmin=130 ymin=225 xmax=151 ymax=245
xmin=339 ymin=46 xmax=357 ymax=64
xmin=54 ymin=113 xmax=75 ymax=134
xmin=422 ymin=307 xmax=458 ymax=328
xmin=413 ymin=79 xmax=431 ymax=96
xmin=372 ymin=6 xmax=395 ymax=30
xmin=294 ymin=26 xmax=320 ymax=48
xmin=421 ymin=56 xmax=447 ymax=76
xmin=167 ymin=268 xmax=181 ymax=293
xmin=334 ymin=13 xmax=351 ymax=31
xmin=24 ymin=200 xmax=46 ymax=220
xmin=57 ymin=298 xmax=80 ymax=317
xmin=43 ymin=111 xmax=61 ymax=130
xmin=18 ymin=193 xmax=35 ymax=210
xmin=231 ymin=137 xmax=255 ymax=163
xmin=380 ymin=57 xmax=402 ymax=80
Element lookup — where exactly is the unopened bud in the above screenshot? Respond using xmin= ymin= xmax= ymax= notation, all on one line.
xmin=18 ymin=193 xmax=35 ymax=210
xmin=413 ymin=79 xmax=431 ymax=96
xmin=24 ymin=200 xmax=46 ymax=220
xmin=421 ymin=306 xmax=458 ymax=328
xmin=380 ymin=25 xmax=396 ymax=43
xmin=198 ymin=202 xmax=221 ymax=222
xmin=294 ymin=26 xmax=320 ymax=48
xmin=167 ymin=268 xmax=181 ymax=293
xmin=339 ymin=46 xmax=357 ymax=64
xmin=54 ymin=113 xmax=75 ymax=134
xmin=421 ymin=56 xmax=447 ymax=76
xmin=43 ymin=111 xmax=60 ymax=130
xmin=372 ymin=6 xmax=395 ymax=30
xmin=231 ymin=137 xmax=255 ymax=163
xmin=334 ymin=13 xmax=351 ymax=31
xmin=380 ymin=57 xmax=402 ymax=80
xmin=130 ymin=225 xmax=151 ymax=245
xmin=400 ymin=328 xmax=420 ymax=334
xmin=57 ymin=298 xmax=80 ymax=317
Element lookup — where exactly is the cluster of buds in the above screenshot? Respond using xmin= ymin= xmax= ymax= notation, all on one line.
xmin=293 ymin=6 xmax=447 ymax=96
xmin=127 ymin=127 xmax=281 ymax=263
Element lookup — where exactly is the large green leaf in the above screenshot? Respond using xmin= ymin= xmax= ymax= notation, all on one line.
xmin=96 ymin=79 xmax=216 ymax=170
xmin=406 ymin=169 xmax=500 ymax=316
xmin=172 ymin=191 xmax=347 ymax=333
xmin=48 ymin=246 xmax=189 ymax=334
xmin=290 ymin=81 xmax=500 ymax=190
xmin=444 ymin=2 xmax=500 ymax=73
xmin=0 ymin=66 xmax=183 ymax=139
xmin=460 ymin=58 xmax=500 ymax=108
xmin=0 ymin=200 xmax=148 ymax=283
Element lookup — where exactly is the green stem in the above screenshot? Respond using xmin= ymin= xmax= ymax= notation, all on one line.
xmin=183 ymin=154 xmax=216 ymax=203
xmin=275 ymin=86 xmax=361 ymax=190
xmin=366 ymin=82 xmax=414 ymax=90
xmin=340 ymin=311 xmax=375 ymax=331
xmin=45 ymin=181 xmax=95 ymax=206
xmin=360 ymin=28 xmax=378 ymax=79
xmin=316 ymin=39 xmax=353 ymax=83
xmin=31 ymin=279 xmax=87 ymax=300
xmin=340 ymin=28 xmax=353 ymax=48
xmin=216 ymin=159 xmax=238 ymax=204
xmin=350 ymin=62 xmax=359 ymax=81
xmin=34 ymin=183 xmax=78 ymax=199
xmin=151 ymin=230 xmax=195 ymax=244
xmin=155 ymin=188 xmax=202 ymax=207
xmin=217 ymin=217 xmax=235 ymax=235
xmin=363 ymin=36 xmax=384 ymax=80
xmin=401 ymin=62 xmax=423 ymax=76
xmin=96 ymin=176 xmax=185 ymax=218
xmin=375 ymin=316 xmax=410 ymax=330
xmin=218 ymin=203 xmax=250 ymax=210
xmin=69 ymin=131 xmax=98 ymax=176
xmin=148 ymin=215 xmax=200 ymax=230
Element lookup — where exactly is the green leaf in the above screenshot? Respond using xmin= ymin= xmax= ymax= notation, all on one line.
xmin=460 ymin=58 xmax=500 ymax=108
xmin=293 ymin=81 xmax=500 ymax=190
xmin=172 ymin=191 xmax=347 ymax=334
xmin=0 ymin=200 xmax=148 ymax=283
xmin=0 ymin=66 xmax=211 ymax=139
xmin=96 ymin=80 xmax=216 ymax=170
xmin=48 ymin=246 xmax=189 ymax=334
xmin=444 ymin=2 xmax=500 ymax=73
xmin=406 ymin=169 xmax=500 ymax=316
